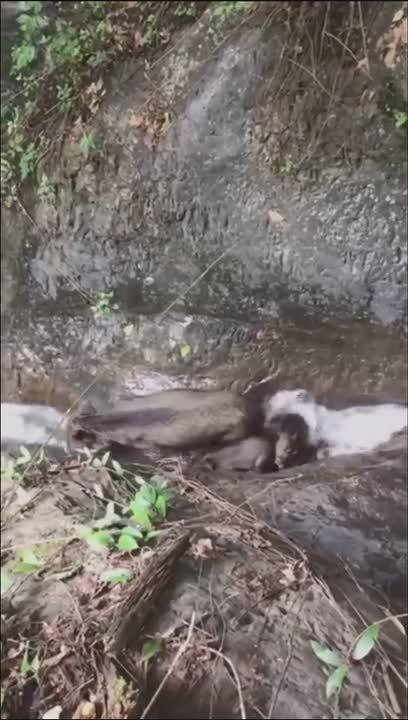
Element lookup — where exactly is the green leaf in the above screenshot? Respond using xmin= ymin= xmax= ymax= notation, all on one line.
xmin=310 ymin=641 xmax=343 ymax=667
xmin=139 ymin=484 xmax=157 ymax=504
xmin=31 ymin=651 xmax=41 ymax=674
xmin=117 ymin=534 xmax=139 ymax=552
xmin=130 ymin=496 xmax=151 ymax=512
xmin=142 ymin=638 xmax=162 ymax=659
xmin=15 ymin=550 xmax=43 ymax=574
xmin=326 ymin=664 xmax=349 ymax=699
xmin=20 ymin=648 xmax=39 ymax=677
xmin=100 ymin=568 xmax=134 ymax=585
xmin=13 ymin=43 xmax=36 ymax=70
xmin=84 ymin=530 xmax=114 ymax=551
xmin=79 ymin=131 xmax=97 ymax=157
xmin=179 ymin=342 xmax=192 ymax=358
xmin=20 ymin=649 xmax=31 ymax=676
xmin=130 ymin=506 xmax=153 ymax=530
xmin=1 ymin=570 xmax=13 ymax=595
xmin=394 ymin=110 xmax=408 ymax=129
xmin=352 ymin=624 xmax=381 ymax=661
xmin=155 ymin=493 xmax=167 ymax=518
xmin=121 ymin=526 xmax=144 ymax=539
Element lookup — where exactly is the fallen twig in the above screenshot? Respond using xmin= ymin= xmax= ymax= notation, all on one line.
xmin=140 ymin=611 xmax=196 ymax=719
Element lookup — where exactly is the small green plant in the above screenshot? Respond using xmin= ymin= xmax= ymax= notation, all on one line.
xmin=83 ymin=473 xmax=171 ymax=565
xmin=11 ymin=1 xmax=49 ymax=74
xmin=394 ymin=110 xmax=408 ymax=129
xmin=311 ymin=623 xmax=381 ymax=701
xmin=1 ymin=446 xmax=47 ymax=485
xmin=20 ymin=648 xmax=41 ymax=678
xmin=179 ymin=342 xmax=192 ymax=358
xmin=14 ymin=550 xmax=44 ymax=574
xmin=142 ymin=638 xmax=162 ymax=659
xmin=212 ymin=1 xmax=254 ymax=24
xmin=279 ymin=156 xmax=296 ymax=176
xmin=57 ymin=83 xmax=75 ymax=113
xmin=19 ymin=142 xmax=37 ymax=180
xmin=37 ymin=173 xmax=56 ymax=206
xmin=90 ymin=290 xmax=119 ymax=319
xmin=1 ymin=455 xmax=20 ymax=484
xmin=145 ymin=14 xmax=158 ymax=45
xmin=3 ymin=2 xmax=199 ymax=205
xmin=79 ymin=129 xmax=98 ymax=159
xmin=1 ymin=549 xmax=46 ymax=597
xmin=175 ymin=2 xmax=196 ymax=18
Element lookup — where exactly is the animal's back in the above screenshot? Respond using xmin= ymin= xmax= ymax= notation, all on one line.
xmin=70 ymin=388 xmax=253 ymax=451
xmin=112 ymin=389 xmax=245 ymax=413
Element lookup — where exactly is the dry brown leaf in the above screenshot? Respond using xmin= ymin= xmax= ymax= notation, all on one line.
xmin=158 ymin=111 xmax=172 ymax=136
xmin=160 ymin=29 xmax=171 ymax=44
xmin=241 ymin=529 xmax=272 ymax=549
xmin=191 ymin=538 xmax=214 ymax=558
xmin=279 ymin=560 xmax=308 ymax=586
xmin=128 ymin=113 xmax=145 ymax=128
xmin=392 ymin=8 xmax=405 ymax=24
xmin=144 ymin=128 xmax=155 ymax=150
xmin=134 ymin=30 xmax=146 ymax=48
xmin=268 ymin=209 xmax=285 ymax=225
xmin=280 ymin=563 xmax=297 ymax=585
xmin=72 ymin=701 xmax=97 ymax=720
xmin=400 ymin=17 xmax=408 ymax=43
xmin=384 ymin=46 xmax=398 ymax=68
xmin=392 ymin=20 xmax=407 ymax=46
xmin=42 ymin=647 xmax=70 ymax=669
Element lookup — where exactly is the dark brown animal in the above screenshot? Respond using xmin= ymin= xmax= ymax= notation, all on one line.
xmin=205 ymin=436 xmax=277 ymax=472
xmin=268 ymin=413 xmax=317 ymax=469
xmin=68 ymin=388 xmax=265 ymax=452
xmin=204 ymin=413 xmax=316 ymax=473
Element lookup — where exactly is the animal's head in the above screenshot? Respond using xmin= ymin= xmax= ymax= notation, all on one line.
xmin=263 ymin=389 xmax=318 ymax=434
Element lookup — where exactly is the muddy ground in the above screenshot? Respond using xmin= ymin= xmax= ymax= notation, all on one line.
xmin=1 ymin=437 xmax=407 ymax=720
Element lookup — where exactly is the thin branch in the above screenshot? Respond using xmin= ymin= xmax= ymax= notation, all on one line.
xmin=140 ymin=612 xmax=196 ymax=719
xmin=202 ymin=646 xmax=247 ymax=720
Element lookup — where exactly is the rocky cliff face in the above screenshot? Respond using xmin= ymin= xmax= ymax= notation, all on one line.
xmin=1 ymin=2 xmax=407 ymax=388
xmin=8 ymin=3 xmax=403 ymax=324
